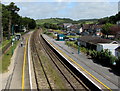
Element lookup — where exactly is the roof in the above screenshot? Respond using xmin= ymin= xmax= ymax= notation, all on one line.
xmin=91 ymin=25 xmax=103 ymax=30
xmin=110 ymin=25 xmax=120 ymax=35
xmin=69 ymin=25 xmax=78 ymax=29
xmin=63 ymin=23 xmax=72 ymax=27
xmin=82 ymin=24 xmax=101 ymax=30
xmin=82 ymin=24 xmax=91 ymax=30
xmin=78 ymin=36 xmax=113 ymax=44
xmin=115 ymin=46 xmax=120 ymax=52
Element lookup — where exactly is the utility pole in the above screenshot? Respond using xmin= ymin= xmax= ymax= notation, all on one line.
xmin=11 ymin=24 xmax=15 ymax=55
xmin=78 ymin=33 xmax=81 ymax=54
xmin=78 ymin=41 xmax=80 ymax=54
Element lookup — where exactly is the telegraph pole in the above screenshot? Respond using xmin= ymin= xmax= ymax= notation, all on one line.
xmin=78 ymin=41 xmax=80 ymax=54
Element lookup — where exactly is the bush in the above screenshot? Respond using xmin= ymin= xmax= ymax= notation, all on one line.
xmin=116 ymin=57 xmax=120 ymax=68
xmin=65 ymin=41 xmax=78 ymax=49
xmin=65 ymin=42 xmax=119 ymax=68
xmin=88 ymin=49 xmax=117 ymax=66
xmin=109 ymin=55 xmax=117 ymax=65
xmin=80 ymin=47 xmax=88 ymax=53
xmin=90 ymin=50 xmax=97 ymax=59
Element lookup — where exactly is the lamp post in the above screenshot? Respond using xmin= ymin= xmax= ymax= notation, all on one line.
xmin=11 ymin=24 xmax=17 ymax=55
xmin=78 ymin=31 xmax=81 ymax=54
xmin=12 ymin=37 xmax=15 ymax=55
xmin=78 ymin=41 xmax=80 ymax=54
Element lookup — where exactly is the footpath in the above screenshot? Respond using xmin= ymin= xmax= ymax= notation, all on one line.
xmin=0 ymin=32 xmax=31 ymax=90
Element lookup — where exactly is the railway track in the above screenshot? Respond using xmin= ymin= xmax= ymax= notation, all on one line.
xmin=30 ymin=29 xmax=90 ymax=90
xmin=52 ymin=39 xmax=119 ymax=88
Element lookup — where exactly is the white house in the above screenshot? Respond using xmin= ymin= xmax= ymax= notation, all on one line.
xmin=63 ymin=23 xmax=72 ymax=29
xmin=97 ymin=41 xmax=120 ymax=56
xmin=78 ymin=36 xmax=120 ymax=56
xmin=115 ymin=46 xmax=120 ymax=58
xmin=77 ymin=27 xmax=83 ymax=34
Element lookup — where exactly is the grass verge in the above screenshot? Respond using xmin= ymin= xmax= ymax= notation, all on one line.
xmin=40 ymin=50 xmax=67 ymax=89
xmin=0 ymin=41 xmax=19 ymax=73
xmin=0 ymin=39 xmax=11 ymax=49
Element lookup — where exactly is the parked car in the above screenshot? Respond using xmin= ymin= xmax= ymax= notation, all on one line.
xmin=69 ymin=38 xmax=77 ymax=41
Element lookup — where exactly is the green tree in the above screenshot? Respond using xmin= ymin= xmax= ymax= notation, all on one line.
xmin=21 ymin=17 xmax=36 ymax=30
xmin=2 ymin=4 xmax=11 ymax=37
xmin=3 ymin=2 xmax=20 ymax=39
xmin=101 ymin=23 xmax=114 ymax=38
xmin=2 ymin=2 xmax=36 ymax=39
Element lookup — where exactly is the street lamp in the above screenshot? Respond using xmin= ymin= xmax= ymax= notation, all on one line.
xmin=78 ymin=41 xmax=80 ymax=54
xmin=11 ymin=24 xmax=18 ymax=55
xmin=12 ymin=37 xmax=15 ymax=55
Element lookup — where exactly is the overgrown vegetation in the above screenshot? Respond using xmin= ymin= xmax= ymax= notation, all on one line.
xmin=65 ymin=41 xmax=78 ymax=48
xmin=0 ymin=39 xmax=11 ymax=49
xmin=0 ymin=41 xmax=18 ymax=73
xmin=88 ymin=49 xmax=117 ymax=66
xmin=65 ymin=41 xmax=120 ymax=69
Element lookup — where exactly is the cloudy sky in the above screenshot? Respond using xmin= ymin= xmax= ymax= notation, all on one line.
xmin=2 ymin=0 xmax=119 ymax=20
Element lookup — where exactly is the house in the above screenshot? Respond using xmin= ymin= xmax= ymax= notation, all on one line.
xmin=81 ymin=24 xmax=104 ymax=36
xmin=116 ymin=20 xmax=120 ymax=25
xmin=67 ymin=25 xmax=77 ymax=31
xmin=78 ymin=36 xmax=108 ymax=50
xmin=67 ymin=24 xmax=82 ymax=34
xmin=115 ymin=46 xmax=120 ymax=58
xmin=78 ymin=36 xmax=119 ymax=56
xmin=63 ymin=23 xmax=72 ymax=29
xmin=109 ymin=25 xmax=120 ymax=39
xmin=81 ymin=24 xmax=93 ymax=36
xmin=97 ymin=41 xmax=119 ymax=56
xmin=82 ymin=24 xmax=91 ymax=32
xmin=75 ymin=25 xmax=83 ymax=34
xmin=91 ymin=25 xmax=103 ymax=36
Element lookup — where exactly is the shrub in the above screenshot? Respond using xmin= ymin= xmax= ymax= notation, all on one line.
xmin=80 ymin=47 xmax=88 ymax=53
xmin=109 ymin=55 xmax=117 ymax=65
xmin=65 ymin=41 xmax=78 ymax=49
xmin=65 ymin=42 xmax=118 ymax=68
xmin=86 ymin=50 xmax=92 ymax=56
xmin=116 ymin=57 xmax=120 ymax=68
xmin=90 ymin=50 xmax=97 ymax=59
xmin=88 ymin=49 xmax=117 ymax=66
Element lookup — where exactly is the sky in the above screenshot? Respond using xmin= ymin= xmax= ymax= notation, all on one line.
xmin=2 ymin=0 xmax=120 ymax=20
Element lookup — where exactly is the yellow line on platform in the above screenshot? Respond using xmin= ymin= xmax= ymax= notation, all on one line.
xmin=47 ymin=40 xmax=112 ymax=91
xmin=22 ymin=38 xmax=28 ymax=91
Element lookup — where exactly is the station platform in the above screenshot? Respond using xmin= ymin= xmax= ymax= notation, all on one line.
xmin=42 ymin=34 xmax=120 ymax=90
